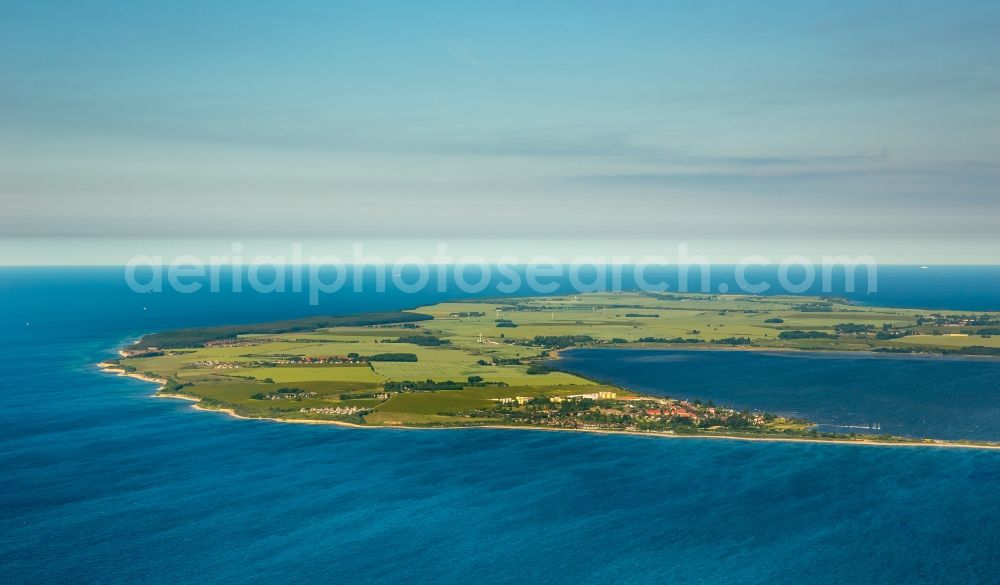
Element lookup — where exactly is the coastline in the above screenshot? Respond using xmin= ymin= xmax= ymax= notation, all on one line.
xmin=98 ymin=361 xmax=1000 ymax=451
xmin=97 ymin=362 xmax=168 ymax=390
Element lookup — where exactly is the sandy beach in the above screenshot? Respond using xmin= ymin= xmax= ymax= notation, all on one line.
xmin=97 ymin=362 xmax=168 ymax=389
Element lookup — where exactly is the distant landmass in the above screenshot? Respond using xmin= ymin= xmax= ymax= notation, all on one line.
xmin=102 ymin=292 xmax=1000 ymax=448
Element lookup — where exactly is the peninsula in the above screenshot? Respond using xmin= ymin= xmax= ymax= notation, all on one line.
xmin=101 ymin=292 xmax=1000 ymax=447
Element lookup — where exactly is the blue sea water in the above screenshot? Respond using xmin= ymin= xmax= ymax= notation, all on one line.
xmin=2 ymin=267 xmax=1000 ymax=584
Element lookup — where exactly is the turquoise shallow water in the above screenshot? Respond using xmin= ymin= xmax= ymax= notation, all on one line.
xmin=2 ymin=268 xmax=1000 ymax=584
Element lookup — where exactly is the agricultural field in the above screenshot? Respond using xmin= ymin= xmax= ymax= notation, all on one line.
xmin=106 ymin=292 xmax=999 ymax=430
xmin=888 ymin=334 xmax=1000 ymax=349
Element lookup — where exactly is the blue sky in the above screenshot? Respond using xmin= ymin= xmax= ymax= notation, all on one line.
xmin=1 ymin=0 xmax=999 ymax=263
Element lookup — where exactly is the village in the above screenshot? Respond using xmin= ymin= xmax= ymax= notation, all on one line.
xmin=191 ymin=354 xmax=364 ymax=369
xmin=299 ymin=405 xmax=371 ymax=416
xmin=476 ymin=393 xmax=775 ymax=434
xmin=249 ymin=388 xmax=318 ymax=401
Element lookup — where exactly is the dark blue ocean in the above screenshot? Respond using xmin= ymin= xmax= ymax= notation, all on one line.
xmin=3 ymin=266 xmax=1000 ymax=584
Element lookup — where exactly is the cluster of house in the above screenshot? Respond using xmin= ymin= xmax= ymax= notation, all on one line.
xmin=484 ymin=391 xmax=770 ymax=429
xmin=449 ymin=311 xmax=486 ymax=318
xmin=643 ymin=403 xmax=698 ymax=420
xmin=193 ymin=356 xmax=362 ymax=369
xmin=193 ymin=360 xmax=248 ymax=369
xmin=255 ymin=390 xmax=317 ymax=400
xmin=299 ymin=406 xmax=369 ymax=415
xmin=496 ymin=391 xmax=618 ymax=406
xmin=497 ymin=396 xmax=530 ymax=405
xmin=204 ymin=337 xmax=276 ymax=348
xmin=268 ymin=356 xmax=357 ymax=365
xmin=637 ymin=402 xmax=767 ymax=425
xmin=922 ymin=313 xmax=999 ymax=327
xmin=561 ymin=391 xmax=618 ymax=401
